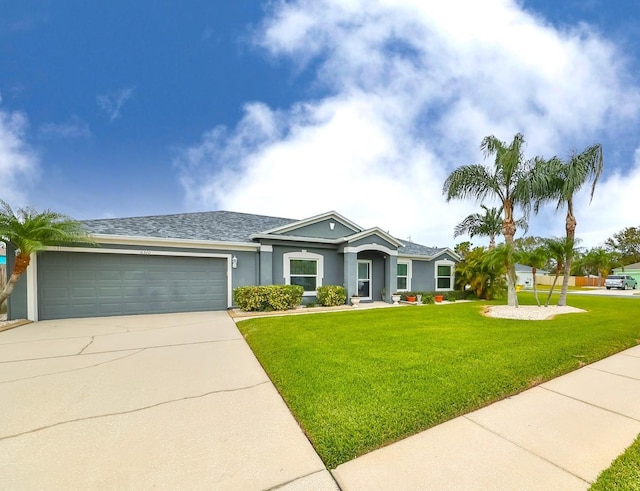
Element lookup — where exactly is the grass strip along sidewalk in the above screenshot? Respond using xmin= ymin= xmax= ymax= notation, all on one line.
xmin=237 ymin=295 xmax=640 ymax=469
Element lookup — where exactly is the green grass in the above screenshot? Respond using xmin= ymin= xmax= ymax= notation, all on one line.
xmin=590 ymin=433 xmax=640 ymax=490
xmin=237 ymin=295 xmax=640 ymax=469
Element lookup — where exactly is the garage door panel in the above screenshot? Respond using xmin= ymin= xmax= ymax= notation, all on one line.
xmin=38 ymin=252 xmax=228 ymax=320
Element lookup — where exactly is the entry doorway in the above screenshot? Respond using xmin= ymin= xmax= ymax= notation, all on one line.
xmin=357 ymin=260 xmax=372 ymax=300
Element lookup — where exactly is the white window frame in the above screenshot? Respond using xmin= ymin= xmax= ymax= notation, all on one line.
xmin=396 ymin=260 xmax=412 ymax=292
xmin=283 ymin=251 xmax=324 ymax=296
xmin=435 ymin=259 xmax=455 ymax=291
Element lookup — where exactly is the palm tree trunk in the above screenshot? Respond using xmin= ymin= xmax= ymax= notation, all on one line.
xmin=559 ymin=203 xmax=576 ymax=307
xmin=532 ymin=267 xmax=540 ymax=306
xmin=545 ymin=270 xmax=560 ymax=307
xmin=0 ymin=253 xmax=31 ymax=306
xmin=502 ymin=205 xmax=518 ymax=308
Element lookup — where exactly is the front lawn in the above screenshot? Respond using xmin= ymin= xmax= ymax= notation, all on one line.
xmin=237 ymin=295 xmax=640 ymax=469
xmin=590 ymin=433 xmax=640 ymax=490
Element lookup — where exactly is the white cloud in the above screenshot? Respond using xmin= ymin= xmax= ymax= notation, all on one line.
xmin=176 ymin=0 xmax=640 ymax=248
xmin=96 ymin=86 xmax=136 ymax=122
xmin=39 ymin=115 xmax=92 ymax=139
xmin=0 ymin=110 xmax=39 ymax=204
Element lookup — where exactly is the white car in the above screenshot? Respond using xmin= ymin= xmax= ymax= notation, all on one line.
xmin=605 ymin=275 xmax=638 ymax=290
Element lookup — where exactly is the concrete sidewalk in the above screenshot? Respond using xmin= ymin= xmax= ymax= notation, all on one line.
xmin=0 ymin=312 xmax=338 ymax=490
xmin=333 ymin=345 xmax=640 ymax=490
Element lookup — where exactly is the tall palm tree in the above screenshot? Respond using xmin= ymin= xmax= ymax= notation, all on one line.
xmin=538 ymin=144 xmax=603 ymax=306
xmin=444 ymin=133 xmax=544 ymax=307
xmin=0 ymin=200 xmax=94 ymax=306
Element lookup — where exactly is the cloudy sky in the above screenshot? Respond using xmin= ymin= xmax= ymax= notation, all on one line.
xmin=2 ymin=0 xmax=640 ymax=249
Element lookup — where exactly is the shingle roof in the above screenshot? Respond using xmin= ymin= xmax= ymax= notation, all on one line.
xmin=397 ymin=240 xmax=443 ymax=257
xmin=82 ymin=210 xmax=449 ymax=258
xmin=82 ymin=211 xmax=297 ymax=242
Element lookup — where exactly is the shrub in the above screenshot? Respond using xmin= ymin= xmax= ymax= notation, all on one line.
xmin=233 ymin=285 xmax=304 ymax=311
xmin=316 ymin=285 xmax=347 ymax=306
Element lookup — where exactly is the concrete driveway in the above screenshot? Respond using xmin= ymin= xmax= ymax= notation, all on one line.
xmin=0 ymin=312 xmax=338 ymax=490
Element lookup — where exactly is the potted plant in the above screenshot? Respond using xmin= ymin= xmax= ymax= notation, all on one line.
xmin=434 ymin=294 xmax=444 ymax=303
xmin=406 ymin=293 xmax=417 ymax=302
xmin=351 ymin=295 xmax=361 ymax=307
xmin=391 ymin=293 xmax=401 ymax=305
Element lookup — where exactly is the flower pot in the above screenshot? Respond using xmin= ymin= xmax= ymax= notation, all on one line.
xmin=434 ymin=295 xmax=443 ymax=303
xmin=406 ymin=295 xmax=416 ymax=302
xmin=391 ymin=294 xmax=401 ymax=305
xmin=351 ymin=297 xmax=361 ymax=307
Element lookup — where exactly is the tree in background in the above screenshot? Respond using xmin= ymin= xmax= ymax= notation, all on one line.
xmin=516 ymin=244 xmax=550 ymax=306
xmin=444 ymin=133 xmax=547 ymax=307
xmin=605 ymin=226 xmax=640 ymax=265
xmin=454 ymin=205 xmax=527 ymax=250
xmin=0 ymin=200 xmax=94 ymax=307
xmin=576 ymin=247 xmax=618 ymax=286
xmin=454 ymin=241 xmax=472 ymax=259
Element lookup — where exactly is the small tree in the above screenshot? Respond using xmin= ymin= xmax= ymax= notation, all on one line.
xmin=0 ymin=200 xmax=94 ymax=307
xmin=517 ymin=245 xmax=550 ymax=306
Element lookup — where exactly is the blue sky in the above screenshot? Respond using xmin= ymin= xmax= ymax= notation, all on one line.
xmin=2 ymin=0 xmax=640 ymax=249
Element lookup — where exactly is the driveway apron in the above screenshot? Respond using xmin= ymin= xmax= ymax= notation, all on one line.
xmin=0 ymin=312 xmax=336 ymax=490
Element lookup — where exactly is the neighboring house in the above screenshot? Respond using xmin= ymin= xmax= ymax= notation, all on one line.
xmin=515 ymin=263 xmax=549 ymax=289
xmin=6 ymin=210 xmax=459 ymax=321
xmin=612 ymin=262 xmax=640 ymax=285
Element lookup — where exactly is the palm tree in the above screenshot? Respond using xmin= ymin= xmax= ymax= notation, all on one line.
xmin=0 ymin=200 xmax=94 ymax=306
xmin=543 ymin=237 xmax=580 ymax=307
xmin=517 ymin=245 xmax=549 ymax=306
xmin=444 ymin=133 xmax=545 ymax=307
xmin=537 ymin=144 xmax=603 ymax=306
xmin=580 ymin=247 xmax=615 ymax=287
xmin=455 ymin=247 xmax=506 ymax=300
xmin=454 ymin=205 xmax=528 ymax=250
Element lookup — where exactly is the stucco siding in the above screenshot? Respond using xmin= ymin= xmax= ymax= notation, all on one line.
xmin=279 ymin=219 xmax=356 ymax=239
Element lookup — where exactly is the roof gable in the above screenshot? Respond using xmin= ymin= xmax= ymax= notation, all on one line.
xmin=259 ymin=211 xmax=363 ymax=238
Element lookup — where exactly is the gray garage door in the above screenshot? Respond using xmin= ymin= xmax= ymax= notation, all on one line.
xmin=38 ymin=252 xmax=228 ymax=320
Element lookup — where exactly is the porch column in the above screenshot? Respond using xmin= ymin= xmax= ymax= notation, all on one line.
xmin=343 ymin=251 xmax=358 ymax=299
xmin=384 ymin=254 xmax=397 ymax=303
xmin=259 ymin=245 xmax=273 ymax=285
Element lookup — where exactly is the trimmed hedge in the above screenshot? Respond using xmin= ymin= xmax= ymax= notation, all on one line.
xmin=316 ymin=285 xmax=347 ymax=306
xmin=233 ymin=285 xmax=304 ymax=312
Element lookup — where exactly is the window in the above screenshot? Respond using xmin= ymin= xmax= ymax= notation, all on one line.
xmin=397 ymin=261 xmax=411 ymax=291
xmin=435 ymin=260 xmax=455 ymax=291
xmin=283 ymin=251 xmax=324 ymax=295
xmin=290 ymin=259 xmax=317 ymax=291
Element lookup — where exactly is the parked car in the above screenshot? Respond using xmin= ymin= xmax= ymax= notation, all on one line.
xmin=604 ymin=275 xmax=638 ymax=290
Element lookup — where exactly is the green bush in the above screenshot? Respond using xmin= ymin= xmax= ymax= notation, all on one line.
xmin=316 ymin=285 xmax=347 ymax=306
xmin=233 ymin=285 xmax=304 ymax=311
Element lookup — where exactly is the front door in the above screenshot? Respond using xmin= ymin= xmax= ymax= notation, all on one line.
xmin=357 ymin=260 xmax=372 ymax=300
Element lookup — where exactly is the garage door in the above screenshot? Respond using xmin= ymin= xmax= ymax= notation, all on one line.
xmin=38 ymin=251 xmax=228 ymax=320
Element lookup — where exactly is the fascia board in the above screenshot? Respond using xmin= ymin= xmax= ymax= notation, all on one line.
xmin=346 ymin=227 xmax=404 ymax=247
xmin=250 ymin=233 xmax=341 ymax=245
xmin=89 ymin=234 xmax=259 ymax=251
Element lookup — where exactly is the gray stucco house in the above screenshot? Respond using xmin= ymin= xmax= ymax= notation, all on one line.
xmin=6 ymin=210 xmax=459 ymax=321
